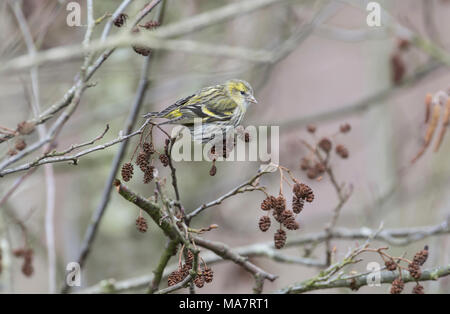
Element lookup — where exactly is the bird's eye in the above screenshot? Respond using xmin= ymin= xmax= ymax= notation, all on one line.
xmin=240 ymin=90 xmax=245 ymax=95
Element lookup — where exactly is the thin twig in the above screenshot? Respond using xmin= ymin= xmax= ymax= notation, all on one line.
xmin=186 ymin=170 xmax=267 ymax=222
xmin=0 ymin=123 xmax=145 ymax=176
xmin=42 ymin=124 xmax=110 ymax=158
xmin=154 ymin=274 xmax=193 ymax=294
xmin=301 ymin=139 xmax=352 ymax=265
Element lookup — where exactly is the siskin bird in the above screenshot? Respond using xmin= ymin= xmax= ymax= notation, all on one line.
xmin=143 ymin=79 xmax=257 ymax=143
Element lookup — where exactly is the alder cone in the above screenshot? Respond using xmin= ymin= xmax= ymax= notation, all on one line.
xmin=202 ymin=267 xmax=213 ymax=283
xmin=390 ymin=277 xmax=404 ymax=294
xmin=258 ymin=216 xmax=271 ymax=232
xmin=274 ymin=229 xmax=287 ymax=249
xmin=121 ymin=163 xmax=134 ymax=182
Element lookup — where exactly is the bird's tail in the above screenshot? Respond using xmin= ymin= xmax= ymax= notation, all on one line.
xmin=142 ymin=111 xmax=179 ymax=126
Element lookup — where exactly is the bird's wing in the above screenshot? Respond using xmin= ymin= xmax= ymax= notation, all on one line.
xmin=150 ymin=85 xmax=237 ymax=125
xmin=203 ymin=97 xmax=237 ymax=121
xmin=178 ymin=87 xmax=237 ymax=123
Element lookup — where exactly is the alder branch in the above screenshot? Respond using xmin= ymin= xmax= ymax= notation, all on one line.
xmin=84 ymin=146 xmax=449 ymax=295
xmin=0 ymin=122 xmax=148 ymax=176
xmin=278 ymin=264 xmax=450 ymax=294
xmin=78 ymin=217 xmax=449 ymax=294
xmin=80 ymin=241 xmax=324 ymax=293
xmin=112 ymin=178 xmax=278 ymax=291
xmin=154 ymin=248 xmax=200 ymax=295
xmin=285 ymin=220 xmax=450 ymax=247
xmin=44 ymin=124 xmax=110 ymax=157
xmin=114 ymin=180 xmax=179 ymax=240
xmin=235 ymin=243 xmax=325 ymax=268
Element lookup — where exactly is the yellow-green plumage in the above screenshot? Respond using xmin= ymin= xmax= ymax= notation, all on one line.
xmin=144 ymin=79 xmax=257 ymax=143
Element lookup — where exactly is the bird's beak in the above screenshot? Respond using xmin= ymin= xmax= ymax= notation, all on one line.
xmin=248 ymin=95 xmax=258 ymax=104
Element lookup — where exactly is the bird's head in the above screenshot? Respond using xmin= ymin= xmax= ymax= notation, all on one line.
xmin=226 ymin=79 xmax=257 ymax=108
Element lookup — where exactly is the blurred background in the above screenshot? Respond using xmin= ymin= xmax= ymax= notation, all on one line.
xmin=0 ymin=0 xmax=449 ymax=293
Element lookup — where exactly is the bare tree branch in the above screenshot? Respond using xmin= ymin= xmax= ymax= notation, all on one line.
xmin=0 ymin=123 xmax=145 ymax=176
xmin=278 ymin=264 xmax=450 ymax=293
xmin=78 ymin=220 xmax=449 ymax=294
xmin=194 ymin=237 xmax=278 ymax=282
